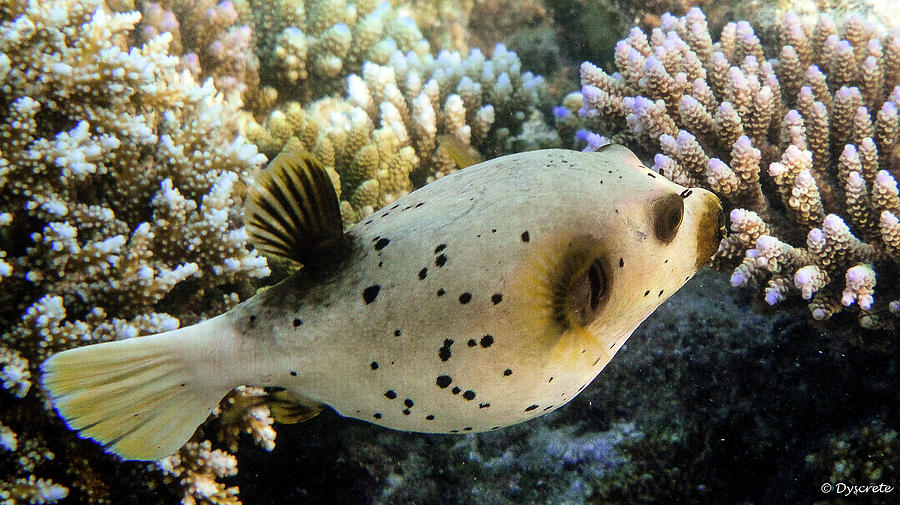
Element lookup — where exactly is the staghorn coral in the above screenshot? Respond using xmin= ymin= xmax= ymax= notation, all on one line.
xmin=133 ymin=0 xmax=261 ymax=104
xmin=238 ymin=0 xmax=431 ymax=106
xmin=399 ymin=0 xmax=474 ymax=53
xmin=0 ymin=0 xmax=278 ymax=503
xmin=245 ymin=43 xmax=553 ymax=223
xmin=568 ymin=7 xmax=900 ymax=329
xmin=157 ymin=441 xmax=240 ymax=505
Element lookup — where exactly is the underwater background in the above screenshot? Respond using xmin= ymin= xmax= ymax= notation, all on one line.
xmin=0 ymin=0 xmax=898 ymax=504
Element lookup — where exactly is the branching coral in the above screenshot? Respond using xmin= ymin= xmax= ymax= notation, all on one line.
xmin=134 ymin=0 xmax=261 ymax=103
xmin=245 ymin=44 xmax=552 ymax=223
xmin=157 ymin=441 xmax=240 ymax=505
xmin=0 ymin=0 xmax=275 ymax=502
xmin=568 ymin=7 xmax=900 ymax=329
xmin=239 ymin=0 xmax=431 ymax=105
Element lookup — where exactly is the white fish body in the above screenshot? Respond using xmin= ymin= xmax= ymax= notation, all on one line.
xmin=42 ymin=146 xmax=723 ymax=460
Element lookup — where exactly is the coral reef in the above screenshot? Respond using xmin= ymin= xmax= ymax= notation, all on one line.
xmin=133 ymin=0 xmax=261 ymax=103
xmin=0 ymin=0 xmax=276 ymax=502
xmin=239 ymin=0 xmax=431 ymax=106
xmin=367 ymin=421 xmax=639 ymax=505
xmin=400 ymin=0 xmax=475 ymax=53
xmin=568 ymin=7 xmax=900 ymax=329
xmin=244 ymin=43 xmax=553 ymax=223
xmin=806 ymin=419 xmax=898 ymax=505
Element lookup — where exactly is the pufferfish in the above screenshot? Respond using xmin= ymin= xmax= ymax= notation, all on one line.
xmin=42 ymin=145 xmax=723 ymax=461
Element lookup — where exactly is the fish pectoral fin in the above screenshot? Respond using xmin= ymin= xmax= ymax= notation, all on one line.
xmin=265 ymin=388 xmax=324 ymax=424
xmin=244 ymin=139 xmax=344 ymax=265
xmin=436 ymin=134 xmax=483 ymax=169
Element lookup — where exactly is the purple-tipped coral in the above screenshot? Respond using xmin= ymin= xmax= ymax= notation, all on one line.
xmin=570 ymin=7 xmax=900 ymax=329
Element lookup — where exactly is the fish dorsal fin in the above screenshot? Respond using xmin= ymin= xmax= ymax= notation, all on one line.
xmin=245 ymin=144 xmax=343 ymax=264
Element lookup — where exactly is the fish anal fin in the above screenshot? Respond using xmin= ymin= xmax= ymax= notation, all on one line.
xmin=245 ymin=140 xmax=344 ymax=264
xmin=266 ymin=389 xmax=324 ymax=424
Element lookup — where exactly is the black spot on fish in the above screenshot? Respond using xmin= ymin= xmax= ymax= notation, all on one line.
xmin=619 ymin=258 xmax=624 ymax=268
xmin=249 ymin=314 xmax=256 ymax=323
xmin=290 ymin=371 xmax=297 ymax=376
xmin=452 ymin=386 xmax=461 ymax=395
xmin=479 ymin=403 xmax=490 ymax=409
xmin=418 ymin=268 xmax=427 ymax=280
xmin=391 ymin=204 xmax=399 ymax=210
xmin=459 ymin=292 xmax=472 ymax=304
xmin=434 ymin=244 xmax=446 ymax=253
xmin=491 ymin=426 xmax=500 ymax=430
xmin=378 ymin=261 xmax=383 ymax=267
xmin=467 ymin=339 xmax=477 ymax=347
xmin=525 ymin=404 xmax=538 ymax=412
xmin=363 ymin=285 xmax=381 ymax=304
xmin=374 ymin=238 xmax=390 ymax=250
xmin=394 ymin=329 xmax=402 ymax=337
xmin=436 ymin=375 xmax=452 ymax=388
xmin=491 ymin=228 xmax=497 ymax=233
xmin=480 ymin=335 xmax=493 ymax=348
xmin=544 ymin=405 xmax=554 ymax=411
xmin=373 ymin=413 xmax=382 ymax=419
xmin=450 ymin=429 xmax=459 ymax=433
xmin=371 ymin=361 xmax=379 ymax=370
xmin=382 ymin=212 xmax=390 ymax=217
xmin=592 ymin=356 xmax=602 ymax=366
xmin=435 ymin=254 xmax=447 ymax=267
xmin=463 ymin=427 xmax=473 ymax=431
xmin=403 ymin=205 xmax=412 ymax=210
xmin=520 ymin=231 xmax=530 ymax=242
xmin=426 ymin=414 xmax=435 ymax=420
xmin=658 ymin=289 xmax=665 ymax=297
xmin=548 ymin=377 xmax=553 ymax=383
xmin=644 ymin=290 xmax=650 ymax=296
xmin=415 ymin=202 xmax=425 ymax=208
xmin=680 ymin=188 xmax=693 ymax=198
xmin=437 ymin=288 xmax=446 ymax=296
xmin=293 ymin=318 xmax=303 ymax=327
xmin=647 ymin=172 xmax=656 ymax=178
xmin=491 ymin=293 xmax=503 ymax=304
xmin=462 ymin=390 xmax=476 ymax=400
xmin=365 ymin=219 xmax=374 ymax=225
xmin=402 ymin=409 xmax=411 ymax=415
xmin=180 ymin=383 xmax=186 ymax=387
xmin=439 ymin=339 xmax=453 ymax=361
xmin=385 ymin=390 xmax=397 ymax=399
xmin=404 ymin=399 xmax=414 ymax=408
xmin=503 ymin=369 xmax=513 ymax=376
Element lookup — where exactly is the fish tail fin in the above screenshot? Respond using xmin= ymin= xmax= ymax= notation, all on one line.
xmin=41 ymin=319 xmax=232 ymax=461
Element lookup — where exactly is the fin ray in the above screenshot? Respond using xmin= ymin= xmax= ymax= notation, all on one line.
xmin=42 ymin=324 xmax=232 ymax=461
xmin=245 ymin=143 xmax=343 ymax=264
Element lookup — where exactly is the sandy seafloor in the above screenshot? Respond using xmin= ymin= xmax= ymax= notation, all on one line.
xmin=230 ymin=268 xmax=898 ymax=505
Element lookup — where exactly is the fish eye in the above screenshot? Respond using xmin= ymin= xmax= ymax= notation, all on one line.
xmin=565 ymin=259 xmax=607 ymax=326
xmin=652 ymin=193 xmax=684 ymax=243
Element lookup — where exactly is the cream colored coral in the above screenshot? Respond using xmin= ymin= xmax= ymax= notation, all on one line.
xmin=0 ymin=0 xmax=272 ymax=502
xmin=245 ymin=42 xmax=551 ymax=223
xmin=158 ymin=441 xmax=239 ymax=505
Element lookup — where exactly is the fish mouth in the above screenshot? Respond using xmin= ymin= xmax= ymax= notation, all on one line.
xmin=693 ymin=190 xmax=725 ymax=270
